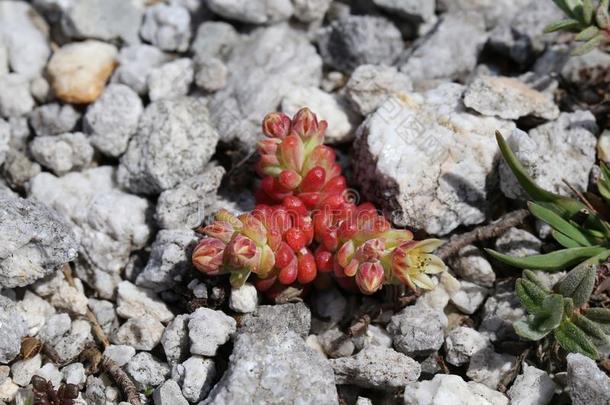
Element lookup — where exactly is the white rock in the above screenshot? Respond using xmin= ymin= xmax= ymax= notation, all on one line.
xmin=61 ymin=362 xmax=86 ymax=386
xmin=15 ymin=291 xmax=55 ymax=336
xmin=188 ymin=307 xmax=236 ymax=356
xmin=112 ymin=316 xmax=165 ymax=351
xmin=229 ymin=283 xmax=258 ymax=313
xmin=387 ymin=305 xmax=445 ymax=356
xmin=0 ymin=2 xmax=50 ymax=79
xmin=103 ymin=345 xmax=136 ymax=367
xmin=567 ymin=353 xmax=610 ymax=405
xmin=0 ymin=378 xmax=18 ymax=402
xmin=450 ymin=280 xmax=489 ymax=315
xmin=140 ymin=4 xmax=191 ymax=52
xmin=404 ymin=374 xmax=508 ymax=405
xmin=346 ymin=64 xmax=413 ymax=116
xmin=84 ymin=84 xmax=143 ymax=157
xmin=444 ymin=327 xmax=491 ymax=366
xmin=467 ymin=347 xmax=517 ymax=389
xmin=125 ymin=352 xmax=170 ymax=391
xmin=11 ymin=354 xmax=41 ymax=386
xmin=33 ymin=271 xmax=88 ymax=316
xmin=353 ymin=85 xmax=515 ymax=235
xmin=0 ymin=119 xmax=8 ymax=166
xmin=179 ymin=356 xmax=216 ymax=402
xmin=318 ymin=327 xmax=355 ymax=358
xmin=207 ymin=0 xmax=293 ymax=24
xmin=35 ymin=363 xmax=62 ymax=389
xmin=292 ymin=0 xmax=332 ymax=22
xmin=282 ymin=86 xmax=359 ymax=144
xmin=500 ymin=111 xmax=597 ymax=201
xmin=47 ymin=40 xmax=118 ymax=104
xmin=400 ymin=12 xmax=487 ymax=88
xmin=209 ymin=24 xmax=322 ymax=149
xmin=161 ymin=314 xmax=190 ymax=366
xmin=118 ymin=98 xmax=219 ymax=195
xmin=464 ymin=75 xmax=559 ymax=120
xmin=194 ymin=57 xmax=228 ymax=92
xmin=507 ymin=364 xmax=556 ymax=405
xmin=0 ymin=74 xmax=35 ymax=118
xmin=27 ymin=167 xmax=152 ymax=298
xmin=148 ymin=58 xmax=194 ymax=101
xmin=116 ymin=281 xmax=174 ymax=323
xmin=451 ymin=245 xmax=495 ymax=287
xmin=113 ymin=44 xmax=171 ymax=95
xmin=29 ymin=133 xmax=94 ymax=175
xmin=30 ymin=104 xmax=81 ymax=136
xmin=153 ymin=379 xmax=188 ymax=405
xmin=60 ymin=0 xmax=143 ymax=44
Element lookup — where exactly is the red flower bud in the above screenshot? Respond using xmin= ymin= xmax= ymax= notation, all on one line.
xmin=192 ymin=238 xmax=226 ymax=275
xmin=226 ymin=235 xmax=260 ymax=271
xmin=356 ymin=262 xmax=384 ymax=295
xmin=262 ymin=112 xmax=291 ymax=139
xmin=279 ymin=135 xmax=305 ymax=173
xmin=202 ymin=221 xmax=235 ymax=244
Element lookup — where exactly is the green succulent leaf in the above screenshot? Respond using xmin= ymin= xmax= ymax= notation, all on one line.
xmin=575 ymin=25 xmax=601 ymax=40
xmin=557 ymin=251 xmax=608 ymax=306
xmin=572 ymin=33 xmax=605 ymax=55
xmin=533 ymin=294 xmax=565 ymax=332
xmin=552 ymin=230 xmax=582 ymax=248
xmin=544 ymin=18 xmax=583 ymax=32
xmin=514 ymin=319 xmax=553 ymax=340
xmin=485 ymin=246 xmax=606 ymax=272
xmin=495 ymin=132 xmax=586 ymax=218
xmin=583 ymin=307 xmax=610 ymax=333
xmin=554 ymin=0 xmax=578 ymax=16
xmin=516 ymin=278 xmax=548 ymax=313
xmin=523 ymin=269 xmax=550 ymax=289
xmin=583 ymin=0 xmax=594 ymax=24
xmin=554 ymin=320 xmax=599 ymax=359
xmin=573 ymin=313 xmax=609 ymax=344
xmin=528 ymin=202 xmax=592 ymax=246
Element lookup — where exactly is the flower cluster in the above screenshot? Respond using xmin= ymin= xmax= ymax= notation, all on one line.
xmin=192 ymin=108 xmax=447 ymax=295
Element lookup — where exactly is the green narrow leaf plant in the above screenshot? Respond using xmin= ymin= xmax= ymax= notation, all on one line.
xmin=488 ymin=132 xmax=610 ymax=359
xmin=546 ymin=0 xmax=610 ymax=55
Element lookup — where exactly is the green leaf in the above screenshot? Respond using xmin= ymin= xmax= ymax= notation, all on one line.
xmin=582 ymin=0 xmax=594 ymax=24
xmin=485 ymin=246 xmax=606 ymax=272
xmin=572 ymin=33 xmax=604 ymax=55
xmin=557 ymin=251 xmax=609 ymax=306
xmin=495 ymin=132 xmax=586 ymax=218
xmin=544 ymin=18 xmax=583 ymax=32
xmin=514 ymin=319 xmax=553 ymax=341
xmin=528 ymin=202 xmax=592 ymax=246
xmin=552 ymin=230 xmax=582 ymax=248
xmin=532 ymin=294 xmax=565 ymax=332
xmin=598 ymin=163 xmax=610 ymax=202
xmin=523 ymin=269 xmax=550 ymax=290
xmin=583 ymin=307 xmax=610 ymax=332
xmin=553 ymin=0 xmax=576 ymax=16
xmin=573 ymin=313 xmax=609 ymax=344
xmin=575 ymin=25 xmax=600 ymax=40
xmin=516 ymin=278 xmax=548 ymax=314
xmin=554 ymin=320 xmax=599 ymax=359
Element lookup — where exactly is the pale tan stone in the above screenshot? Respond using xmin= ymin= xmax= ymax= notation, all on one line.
xmin=47 ymin=40 xmax=117 ymax=104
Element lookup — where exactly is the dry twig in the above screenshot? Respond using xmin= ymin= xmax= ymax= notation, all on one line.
xmin=81 ymin=346 xmax=142 ymax=405
xmin=435 ymin=209 xmax=530 ymax=260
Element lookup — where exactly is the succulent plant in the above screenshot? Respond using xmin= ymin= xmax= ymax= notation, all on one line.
xmin=488 ymin=132 xmax=610 ymax=358
xmin=545 ymin=0 xmax=610 ymax=55
xmin=192 ymin=108 xmax=448 ymax=296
